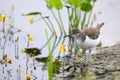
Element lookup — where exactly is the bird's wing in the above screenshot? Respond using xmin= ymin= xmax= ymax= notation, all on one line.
xmin=83 ymin=28 xmax=99 ymax=39
xmin=83 ymin=23 xmax=104 ymax=39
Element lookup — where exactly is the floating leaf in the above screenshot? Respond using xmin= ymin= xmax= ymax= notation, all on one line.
xmin=69 ymin=0 xmax=82 ymax=7
xmin=35 ymin=57 xmax=48 ymax=63
xmin=25 ymin=48 xmax=41 ymax=56
xmin=22 ymin=12 xmax=41 ymax=16
xmin=50 ymin=0 xmax=63 ymax=10
xmin=81 ymin=3 xmax=93 ymax=12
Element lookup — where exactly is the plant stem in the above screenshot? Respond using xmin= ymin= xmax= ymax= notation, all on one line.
xmin=15 ymin=39 xmax=17 ymax=58
xmin=0 ymin=38 xmax=1 ymax=47
xmin=7 ymin=70 xmax=10 ymax=80
xmin=66 ymin=6 xmax=73 ymax=54
xmin=26 ymin=34 xmax=30 ymax=74
xmin=40 ymin=34 xmax=54 ymax=50
xmin=71 ymin=7 xmax=74 ymax=27
xmin=33 ymin=56 xmax=36 ymax=70
xmin=48 ymin=55 xmax=53 ymax=80
xmin=45 ymin=29 xmax=50 ymax=53
xmin=73 ymin=7 xmax=76 ymax=28
xmin=51 ymin=10 xmax=63 ymax=34
xmin=58 ymin=10 xmax=66 ymax=35
xmin=86 ymin=11 xmax=92 ymax=27
xmin=50 ymin=35 xmax=56 ymax=53
xmin=45 ymin=29 xmax=53 ymax=80
xmin=67 ymin=6 xmax=71 ymax=33
xmin=74 ymin=7 xmax=78 ymax=28
xmin=16 ymin=65 xmax=21 ymax=80
xmin=40 ymin=15 xmax=53 ymax=33
xmin=15 ymin=37 xmax=19 ymax=59
xmin=19 ymin=65 xmax=21 ymax=80
xmin=81 ymin=12 xmax=87 ymax=30
xmin=55 ymin=34 xmax=62 ymax=49
xmin=78 ymin=8 xmax=82 ymax=28
xmin=17 ymin=69 xmax=19 ymax=80
xmin=62 ymin=52 xmax=65 ymax=80
xmin=2 ymin=21 xmax=6 ymax=74
xmin=47 ymin=18 xmax=56 ymax=34
xmin=86 ymin=2 xmax=95 ymax=27
xmin=3 ymin=21 xmax=6 ymax=58
xmin=17 ymin=37 xmax=19 ymax=59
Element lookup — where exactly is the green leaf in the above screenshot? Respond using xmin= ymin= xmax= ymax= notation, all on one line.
xmin=69 ymin=0 xmax=81 ymax=7
xmin=81 ymin=3 xmax=93 ymax=12
xmin=35 ymin=57 xmax=48 ymax=63
xmin=50 ymin=0 xmax=63 ymax=10
xmin=25 ymin=48 xmax=41 ymax=56
xmin=22 ymin=12 xmax=41 ymax=16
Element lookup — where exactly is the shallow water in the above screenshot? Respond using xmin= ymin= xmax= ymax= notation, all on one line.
xmin=0 ymin=0 xmax=120 ymax=80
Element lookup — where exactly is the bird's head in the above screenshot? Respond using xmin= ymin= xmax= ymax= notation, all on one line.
xmin=64 ymin=29 xmax=81 ymax=38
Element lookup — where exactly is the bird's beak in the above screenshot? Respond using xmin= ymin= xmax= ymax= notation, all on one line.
xmin=63 ymin=34 xmax=72 ymax=38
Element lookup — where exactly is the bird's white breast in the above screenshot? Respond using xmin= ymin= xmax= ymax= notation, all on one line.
xmin=75 ymin=35 xmax=101 ymax=49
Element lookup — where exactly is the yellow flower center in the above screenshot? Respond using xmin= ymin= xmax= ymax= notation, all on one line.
xmin=59 ymin=45 xmax=66 ymax=52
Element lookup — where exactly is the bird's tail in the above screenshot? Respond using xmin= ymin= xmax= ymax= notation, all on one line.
xmin=96 ymin=22 xmax=104 ymax=30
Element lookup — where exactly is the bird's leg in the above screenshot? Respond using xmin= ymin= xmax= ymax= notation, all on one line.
xmin=85 ymin=49 xmax=91 ymax=61
xmin=88 ymin=49 xmax=91 ymax=59
xmin=82 ymin=49 xmax=86 ymax=55
xmin=81 ymin=49 xmax=86 ymax=60
xmin=74 ymin=46 xmax=79 ymax=58
xmin=89 ymin=49 xmax=91 ymax=54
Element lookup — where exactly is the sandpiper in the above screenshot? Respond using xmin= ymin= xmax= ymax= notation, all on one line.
xmin=64 ymin=22 xmax=104 ymax=51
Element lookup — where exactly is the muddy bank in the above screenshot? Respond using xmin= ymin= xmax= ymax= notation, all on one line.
xmin=57 ymin=43 xmax=120 ymax=80
xmin=91 ymin=43 xmax=120 ymax=80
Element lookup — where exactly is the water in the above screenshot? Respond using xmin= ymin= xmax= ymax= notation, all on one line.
xmin=0 ymin=0 xmax=120 ymax=80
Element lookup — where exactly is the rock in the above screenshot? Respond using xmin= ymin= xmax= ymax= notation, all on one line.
xmin=90 ymin=43 xmax=120 ymax=80
xmin=57 ymin=43 xmax=120 ymax=80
